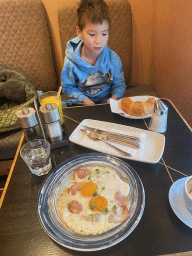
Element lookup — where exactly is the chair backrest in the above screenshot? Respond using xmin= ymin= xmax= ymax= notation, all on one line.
xmin=0 ymin=0 xmax=58 ymax=91
xmin=58 ymin=0 xmax=132 ymax=85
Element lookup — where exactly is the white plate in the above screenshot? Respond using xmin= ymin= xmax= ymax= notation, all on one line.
xmin=119 ymin=96 xmax=158 ymax=119
xmin=169 ymin=177 xmax=192 ymax=228
xmin=69 ymin=119 xmax=165 ymax=164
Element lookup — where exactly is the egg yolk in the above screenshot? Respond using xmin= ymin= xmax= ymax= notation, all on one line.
xmin=89 ymin=196 xmax=108 ymax=212
xmin=81 ymin=182 xmax=98 ymax=197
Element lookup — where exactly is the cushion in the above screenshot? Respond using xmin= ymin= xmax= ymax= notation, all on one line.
xmin=0 ymin=0 xmax=58 ymax=91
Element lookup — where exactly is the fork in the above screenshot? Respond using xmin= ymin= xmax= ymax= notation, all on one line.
xmin=80 ymin=129 xmax=131 ymax=157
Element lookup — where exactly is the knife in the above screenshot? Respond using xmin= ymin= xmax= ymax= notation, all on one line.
xmin=81 ymin=127 xmax=140 ymax=148
xmin=82 ymin=125 xmax=141 ymax=143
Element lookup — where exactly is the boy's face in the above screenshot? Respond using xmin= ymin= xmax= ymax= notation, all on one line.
xmin=77 ymin=20 xmax=109 ymax=57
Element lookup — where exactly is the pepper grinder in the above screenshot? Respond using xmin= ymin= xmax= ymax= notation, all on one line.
xmin=16 ymin=107 xmax=42 ymax=141
xmin=40 ymin=103 xmax=63 ymax=143
xmin=149 ymin=99 xmax=168 ymax=133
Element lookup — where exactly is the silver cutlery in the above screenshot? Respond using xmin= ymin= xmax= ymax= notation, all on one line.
xmin=82 ymin=126 xmax=140 ymax=148
xmin=82 ymin=125 xmax=141 ymax=143
xmin=80 ymin=129 xmax=131 ymax=157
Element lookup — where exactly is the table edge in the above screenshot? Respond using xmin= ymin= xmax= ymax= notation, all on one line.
xmin=0 ymin=133 xmax=25 ymax=209
xmin=63 ymin=98 xmax=192 ymax=132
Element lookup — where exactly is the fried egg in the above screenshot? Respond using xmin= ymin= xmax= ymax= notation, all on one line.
xmin=57 ymin=165 xmax=131 ymax=235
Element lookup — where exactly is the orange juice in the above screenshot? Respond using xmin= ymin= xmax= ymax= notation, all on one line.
xmin=39 ymin=93 xmax=63 ymax=124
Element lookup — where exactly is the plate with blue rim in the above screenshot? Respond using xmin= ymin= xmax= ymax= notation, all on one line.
xmin=38 ymin=153 xmax=145 ymax=251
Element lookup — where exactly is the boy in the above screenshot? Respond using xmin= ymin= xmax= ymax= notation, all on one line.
xmin=61 ymin=0 xmax=126 ymax=105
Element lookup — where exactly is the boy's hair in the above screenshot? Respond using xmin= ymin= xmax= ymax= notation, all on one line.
xmin=77 ymin=0 xmax=111 ymax=30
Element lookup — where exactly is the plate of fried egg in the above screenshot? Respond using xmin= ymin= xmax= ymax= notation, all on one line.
xmin=38 ymin=153 xmax=145 ymax=251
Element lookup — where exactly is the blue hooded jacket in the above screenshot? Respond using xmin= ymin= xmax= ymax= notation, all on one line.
xmin=61 ymin=37 xmax=126 ymax=103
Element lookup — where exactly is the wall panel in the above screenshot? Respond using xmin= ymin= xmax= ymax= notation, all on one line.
xmin=152 ymin=0 xmax=192 ymax=126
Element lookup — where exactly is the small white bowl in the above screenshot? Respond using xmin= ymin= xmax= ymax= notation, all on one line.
xmin=184 ymin=176 xmax=192 ymax=213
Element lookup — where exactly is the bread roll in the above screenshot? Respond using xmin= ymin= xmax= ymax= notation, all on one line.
xmin=121 ymin=97 xmax=156 ymax=116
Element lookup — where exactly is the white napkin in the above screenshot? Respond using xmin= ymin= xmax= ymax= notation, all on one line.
xmin=81 ymin=133 xmax=146 ymax=159
xmin=105 ymin=132 xmax=146 ymax=159
xmin=110 ymin=99 xmax=125 ymax=114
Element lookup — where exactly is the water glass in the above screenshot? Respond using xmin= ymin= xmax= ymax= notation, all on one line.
xmin=20 ymin=139 xmax=52 ymax=176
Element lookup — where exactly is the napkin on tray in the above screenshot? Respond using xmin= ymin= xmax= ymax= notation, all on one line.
xmin=108 ymin=99 xmax=146 ymax=158
xmin=105 ymin=132 xmax=146 ymax=158
xmin=80 ymin=126 xmax=146 ymax=159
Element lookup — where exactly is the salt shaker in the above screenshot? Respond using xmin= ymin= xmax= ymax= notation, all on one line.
xmin=149 ymin=99 xmax=168 ymax=133
xmin=39 ymin=103 xmax=63 ymax=143
xmin=16 ymin=107 xmax=42 ymax=141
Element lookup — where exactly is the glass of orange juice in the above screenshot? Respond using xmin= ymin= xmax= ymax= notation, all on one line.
xmin=39 ymin=91 xmax=63 ymax=124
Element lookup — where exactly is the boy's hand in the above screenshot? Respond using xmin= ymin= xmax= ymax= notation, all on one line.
xmin=83 ymin=98 xmax=95 ymax=105
xmin=107 ymin=96 xmax=118 ymax=104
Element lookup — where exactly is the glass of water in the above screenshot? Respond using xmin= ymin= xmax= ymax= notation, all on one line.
xmin=20 ymin=139 xmax=52 ymax=176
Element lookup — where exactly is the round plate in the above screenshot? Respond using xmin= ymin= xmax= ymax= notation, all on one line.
xmin=119 ymin=96 xmax=158 ymax=119
xmin=169 ymin=177 xmax=192 ymax=228
xmin=38 ymin=153 xmax=145 ymax=251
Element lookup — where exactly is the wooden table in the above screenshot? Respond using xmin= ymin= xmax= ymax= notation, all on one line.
xmin=0 ymin=99 xmax=192 ymax=256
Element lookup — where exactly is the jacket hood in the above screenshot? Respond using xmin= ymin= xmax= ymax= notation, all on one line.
xmin=65 ymin=37 xmax=110 ymax=73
